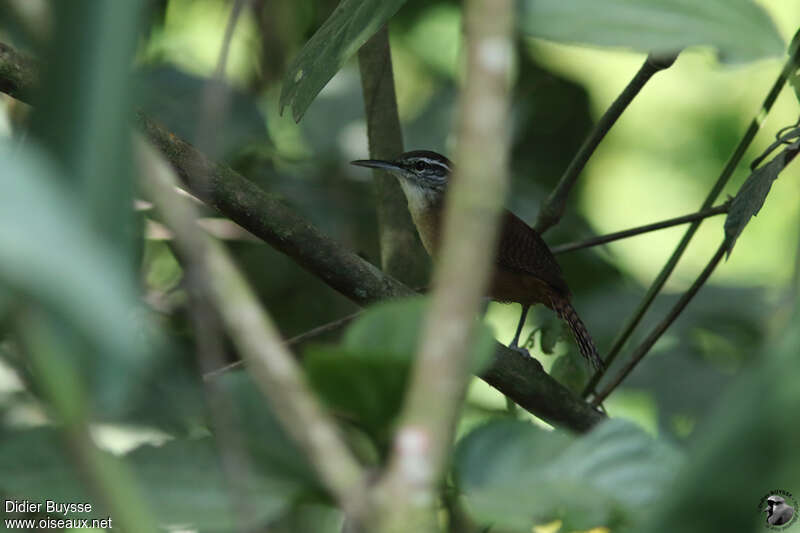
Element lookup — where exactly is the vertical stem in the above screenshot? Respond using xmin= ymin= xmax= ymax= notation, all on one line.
xmin=592 ymin=242 xmax=727 ymax=404
xmin=373 ymin=0 xmax=514 ymax=530
xmin=358 ymin=26 xmax=430 ymax=286
xmin=534 ymin=52 xmax=678 ymax=234
xmin=583 ymin=32 xmax=800 ymax=397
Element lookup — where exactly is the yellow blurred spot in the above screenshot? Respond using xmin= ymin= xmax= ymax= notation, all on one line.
xmin=533 ymin=520 xmax=562 ymax=533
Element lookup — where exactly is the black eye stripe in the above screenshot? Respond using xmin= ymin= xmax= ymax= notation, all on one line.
xmin=409 ymin=158 xmax=451 ymax=175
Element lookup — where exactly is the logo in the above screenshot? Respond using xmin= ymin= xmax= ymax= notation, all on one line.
xmin=759 ymin=490 xmax=798 ymax=529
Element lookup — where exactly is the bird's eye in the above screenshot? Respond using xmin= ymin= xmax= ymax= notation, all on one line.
xmin=415 ymin=161 xmax=426 ymax=172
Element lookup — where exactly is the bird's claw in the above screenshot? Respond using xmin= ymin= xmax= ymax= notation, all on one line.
xmin=508 ymin=342 xmax=532 ymax=358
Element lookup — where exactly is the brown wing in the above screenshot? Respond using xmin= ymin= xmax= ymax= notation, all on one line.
xmin=495 ymin=210 xmax=570 ymax=297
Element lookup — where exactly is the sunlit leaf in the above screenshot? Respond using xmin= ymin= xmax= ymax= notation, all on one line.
xmin=455 ymin=418 xmax=682 ymax=532
xmin=723 ymin=143 xmax=799 ymax=257
xmin=279 ymin=0 xmax=408 ymax=122
xmin=791 ymin=69 xmax=800 ymax=104
xmin=518 ymin=0 xmax=784 ymax=63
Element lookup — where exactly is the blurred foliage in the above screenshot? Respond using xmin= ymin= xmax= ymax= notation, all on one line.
xmin=305 ymin=297 xmax=494 ymax=446
xmin=455 ymin=418 xmax=683 ymax=532
xmin=0 ymin=0 xmax=799 ymax=531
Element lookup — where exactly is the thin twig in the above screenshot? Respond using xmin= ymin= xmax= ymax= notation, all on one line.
xmin=592 ymin=242 xmax=727 ymax=405
xmin=374 ymin=1 xmax=515 ymax=530
xmin=188 ymin=7 xmax=261 ymax=527
xmin=139 ymin=140 xmax=368 ymax=522
xmin=583 ymin=31 xmax=800 ymax=398
xmin=202 ymin=310 xmax=364 ymax=380
xmin=552 ymin=202 xmax=730 ymax=255
xmin=534 ymin=51 xmax=679 ymax=234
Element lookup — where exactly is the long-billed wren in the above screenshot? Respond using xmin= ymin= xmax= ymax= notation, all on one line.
xmin=352 ymin=150 xmax=603 ymax=369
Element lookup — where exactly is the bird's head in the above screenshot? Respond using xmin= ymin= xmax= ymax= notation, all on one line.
xmin=351 ymin=150 xmax=452 ymax=210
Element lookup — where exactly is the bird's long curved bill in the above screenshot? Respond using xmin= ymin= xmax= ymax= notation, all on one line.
xmin=350 ymin=159 xmax=400 ymax=171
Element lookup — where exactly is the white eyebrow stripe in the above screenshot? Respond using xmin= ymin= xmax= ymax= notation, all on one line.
xmin=413 ymin=157 xmax=452 ymax=174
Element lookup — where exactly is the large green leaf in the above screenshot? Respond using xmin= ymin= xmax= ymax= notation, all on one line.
xmin=128 ymin=438 xmax=299 ymax=530
xmin=0 ymin=143 xmax=158 ymax=413
xmin=724 ymin=138 xmax=800 ymax=257
xmin=306 ymin=297 xmax=495 ymax=442
xmin=0 ymin=427 xmax=301 ymax=531
xmin=0 ymin=428 xmax=98 ymax=517
xmin=30 ymin=0 xmax=144 ymax=260
xmin=217 ymin=372 xmax=320 ymax=488
xmin=279 ymin=0 xmax=408 ymax=122
xmin=454 ymin=418 xmax=683 ymax=531
xmin=518 ymin=0 xmax=784 ymax=63
xmin=641 ymin=303 xmax=800 ymax=533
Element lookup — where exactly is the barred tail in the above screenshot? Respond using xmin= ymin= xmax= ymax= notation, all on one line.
xmin=552 ymin=297 xmax=604 ymax=370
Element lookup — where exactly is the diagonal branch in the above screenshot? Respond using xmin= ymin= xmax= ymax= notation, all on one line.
xmin=534 ymin=51 xmax=678 ymax=234
xmin=0 ymin=39 xmax=601 ymax=434
xmin=138 ymin=139 xmax=368 ymax=518
xmin=591 ymin=241 xmax=727 ymax=405
xmin=552 ymin=202 xmax=730 ymax=255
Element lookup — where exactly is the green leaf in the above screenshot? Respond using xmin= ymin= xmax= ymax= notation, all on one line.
xmin=455 ymin=418 xmax=683 ymax=532
xmin=517 ymin=0 xmax=784 ymax=63
xmin=0 ymin=143 xmax=158 ymax=413
xmin=306 ymin=297 xmax=495 ymax=441
xmin=279 ymin=0 xmax=408 ymax=122
xmin=343 ymin=296 xmax=495 ymax=373
xmin=791 ymin=68 xmax=800 ymax=105
xmin=305 ymin=345 xmax=409 ymax=440
xmin=723 ymin=144 xmax=798 ymax=257
xmin=550 ymin=348 xmax=590 ymax=394
xmin=0 ymin=427 xmax=302 ymax=530
xmin=0 ymin=428 xmax=98 ymax=517
xmin=537 ymin=316 xmax=564 ymax=355
xmin=31 ymin=0 xmax=144 ymax=260
xmin=640 ymin=303 xmax=800 ymax=533
xmin=268 ymin=503 xmax=344 ymax=533
xmin=128 ymin=438 xmax=299 ymax=530
xmin=217 ymin=371 xmax=320 ymax=488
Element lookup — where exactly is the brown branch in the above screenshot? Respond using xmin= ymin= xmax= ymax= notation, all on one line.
xmin=0 ymin=39 xmax=601 ymax=434
xmin=358 ymin=25 xmax=430 ymax=287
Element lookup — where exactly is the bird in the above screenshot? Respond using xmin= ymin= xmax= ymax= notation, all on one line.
xmin=765 ymin=495 xmax=795 ymax=526
xmin=351 ymin=150 xmax=603 ymax=369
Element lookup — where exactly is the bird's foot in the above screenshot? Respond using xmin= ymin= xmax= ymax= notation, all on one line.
xmin=507 ymin=341 xmax=532 ymax=358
